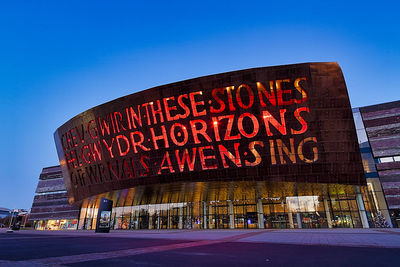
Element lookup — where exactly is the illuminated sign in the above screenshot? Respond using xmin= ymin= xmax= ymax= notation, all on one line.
xmin=95 ymin=197 xmax=113 ymax=233
xmin=54 ymin=62 xmax=365 ymax=204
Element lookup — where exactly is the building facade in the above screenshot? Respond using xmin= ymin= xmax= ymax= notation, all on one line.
xmin=53 ymin=62 xmax=377 ymax=230
xmin=0 ymin=207 xmax=11 ymax=227
xmin=0 ymin=207 xmax=11 ymax=219
xmin=29 ymin=166 xmax=80 ymax=230
xmin=355 ymin=101 xmax=400 ymax=227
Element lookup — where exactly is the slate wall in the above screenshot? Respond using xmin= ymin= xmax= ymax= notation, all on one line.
xmin=360 ymin=101 xmax=400 ymax=209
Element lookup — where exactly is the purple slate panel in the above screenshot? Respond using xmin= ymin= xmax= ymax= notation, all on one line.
xmin=369 ymin=138 xmax=400 ymax=152
xmin=360 ymin=100 xmax=400 ymax=209
xmin=361 ymin=106 xmax=400 ymax=120
xmin=29 ymin=167 xmax=80 ymax=222
xmin=35 ymin=178 xmax=67 ymax=193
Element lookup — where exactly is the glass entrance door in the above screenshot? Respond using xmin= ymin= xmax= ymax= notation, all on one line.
xmin=234 ymin=201 xmax=258 ymax=229
xmin=208 ymin=201 xmax=230 ymax=229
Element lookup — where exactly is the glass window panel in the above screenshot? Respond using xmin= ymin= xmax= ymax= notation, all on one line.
xmin=351 ymin=212 xmax=362 ymax=228
xmin=286 ymin=196 xmax=319 ymax=212
xmin=339 ymin=199 xmax=349 ymax=210
xmin=273 ymin=203 xmax=285 ymax=213
xmin=361 ymin=153 xmax=377 ymax=173
xmin=245 ymin=204 xmax=257 ymax=212
xmin=380 ymin=157 xmax=393 ymax=163
xmin=348 ymin=199 xmax=359 ymax=211
xmin=263 ymin=204 xmax=272 ymax=214
xmin=352 ymin=110 xmax=365 ymax=130
xmin=330 ymin=199 xmax=341 ymax=211
xmin=356 ymin=129 xmax=369 ymax=146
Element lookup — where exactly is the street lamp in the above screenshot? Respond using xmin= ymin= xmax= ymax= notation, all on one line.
xmin=7 ymin=209 xmax=18 ymax=233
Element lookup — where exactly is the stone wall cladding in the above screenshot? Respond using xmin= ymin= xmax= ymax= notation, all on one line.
xmin=360 ymin=100 xmax=400 ymax=210
xmin=29 ymin=166 xmax=79 ymax=222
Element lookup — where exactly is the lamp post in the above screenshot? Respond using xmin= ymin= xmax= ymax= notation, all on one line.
xmin=7 ymin=210 xmax=17 ymax=233
xmin=8 ymin=211 xmax=14 ymax=229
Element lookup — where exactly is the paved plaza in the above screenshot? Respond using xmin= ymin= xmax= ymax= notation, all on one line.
xmin=1 ymin=228 xmax=400 ymax=266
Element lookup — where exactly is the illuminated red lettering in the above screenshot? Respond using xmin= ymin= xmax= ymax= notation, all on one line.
xmin=298 ymin=137 xmax=318 ymax=163
xmin=102 ymin=138 xmax=115 ymax=158
xmin=269 ymin=140 xmax=277 ymax=165
xmin=170 ymin=123 xmax=188 ymax=146
xmin=125 ymin=107 xmax=132 ymax=129
xmin=218 ymin=115 xmax=240 ymax=141
xmin=276 ymin=138 xmax=296 ymax=164
xmin=238 ymin=113 xmax=259 ymax=138
xmin=199 ymin=146 xmax=217 ymax=170
xmin=218 ymin=143 xmax=241 ymax=168
xmin=163 ymin=97 xmax=178 ymax=121
xmin=81 ymin=145 xmax=92 ymax=164
xmin=177 ymin=94 xmax=190 ymax=119
xmin=64 ymin=151 xmax=73 ymax=169
xmin=98 ymin=116 xmax=111 ymax=136
xmin=89 ymin=141 xmax=102 ymax=161
xmin=276 ymin=79 xmax=293 ymax=106
xmin=189 ymin=91 xmax=206 ymax=117
xmin=212 ymin=117 xmax=221 ymax=141
xmin=293 ymin=77 xmax=308 ymax=104
xmin=236 ymin=84 xmax=254 ymax=109
xmin=75 ymin=124 xmax=85 ymax=143
xmin=69 ymin=129 xmax=78 ymax=147
xmin=158 ymin=151 xmax=175 ymax=174
xmin=210 ymin=88 xmax=226 ymax=113
xmin=190 ymin=119 xmax=212 ymax=144
xmin=142 ymin=103 xmax=152 ymax=125
xmin=128 ymin=105 xmax=142 ymax=128
xmin=226 ymin=86 xmax=235 ymax=111
xmin=245 ymin=141 xmax=264 ymax=166
xmin=175 ymin=148 xmax=197 ymax=172
xmin=257 ymin=81 xmax=276 ymax=107
xmin=109 ymin=113 xmax=117 ymax=134
xmin=150 ymin=126 xmax=169 ymax=150
xmin=262 ymin=110 xmax=287 ymax=136
xmin=116 ymin=135 xmax=130 ymax=156
xmin=140 ymin=155 xmax=150 ymax=176
xmin=88 ymin=120 xmax=99 ymax=139
xmin=67 ymin=150 xmax=79 ymax=168
xmin=150 ymin=100 xmax=164 ymax=124
xmin=291 ymin=107 xmax=309 ymax=134
xmin=113 ymin=112 xmax=127 ymax=133
xmin=70 ymin=150 xmax=78 ymax=168
xmin=129 ymin=131 xmax=150 ymax=153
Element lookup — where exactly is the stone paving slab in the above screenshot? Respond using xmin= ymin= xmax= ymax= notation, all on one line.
xmin=1 ymin=228 xmax=400 ymax=248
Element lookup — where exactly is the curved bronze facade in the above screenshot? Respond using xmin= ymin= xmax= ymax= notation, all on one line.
xmin=54 ymin=62 xmax=365 ymax=205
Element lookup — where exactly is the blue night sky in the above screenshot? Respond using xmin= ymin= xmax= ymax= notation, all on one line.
xmin=0 ymin=1 xmax=399 ymax=209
